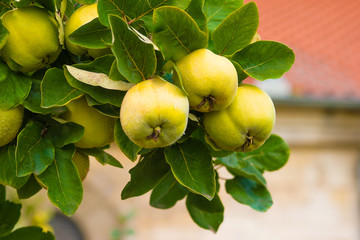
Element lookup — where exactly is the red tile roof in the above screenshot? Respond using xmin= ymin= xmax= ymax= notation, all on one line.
xmin=248 ymin=0 xmax=360 ymax=100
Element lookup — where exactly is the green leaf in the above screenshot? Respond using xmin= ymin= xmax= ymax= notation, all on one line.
xmin=68 ymin=18 xmax=112 ymax=49
xmin=114 ymin=119 xmax=141 ymax=162
xmin=36 ymin=145 xmax=83 ymax=216
xmin=153 ymin=6 xmax=208 ymax=62
xmin=16 ymin=175 xmax=42 ymax=200
xmin=0 ymin=62 xmax=32 ymax=110
xmin=0 ymin=145 xmax=29 ymax=189
xmin=79 ymin=148 xmax=123 ymax=168
xmin=0 ymin=201 xmax=21 ymax=237
xmin=97 ymin=0 xmax=191 ymax=27
xmin=0 ymin=1 xmax=12 ymax=16
xmin=122 ymin=149 xmax=170 ymax=199
xmin=186 ymin=193 xmax=224 ymax=232
xmin=41 ymin=68 xmax=83 ymax=108
xmin=190 ymin=128 xmax=232 ymax=158
xmin=0 ymin=227 xmax=55 ymax=240
xmin=232 ymin=41 xmax=295 ymax=80
xmin=216 ymin=153 xmax=266 ymax=186
xmin=235 ymin=134 xmax=290 ymax=172
xmin=212 ymin=2 xmax=258 ymax=56
xmin=36 ymin=0 xmax=56 ymax=12
xmin=109 ymin=14 xmax=156 ymax=84
xmin=0 ymin=185 xmax=4 ymax=202
xmin=63 ymin=56 xmax=126 ymax=107
xmin=11 ymin=0 xmax=32 ymax=8
xmin=47 ymin=122 xmax=84 ymax=148
xmin=150 ymin=171 xmax=188 ymax=209
xmin=109 ymin=60 xmax=128 ymax=82
xmin=186 ymin=0 xmax=207 ymax=33
xmin=0 ymin=61 xmax=8 ymax=82
xmin=164 ymin=138 xmax=216 ymax=200
xmin=23 ymin=79 xmax=66 ymax=115
xmin=16 ymin=121 xmax=55 ymax=177
xmin=231 ymin=60 xmax=248 ymax=84
xmin=226 ymin=176 xmax=272 ymax=212
xmin=86 ymin=96 xmax=120 ymax=118
xmin=203 ymin=0 xmax=244 ymax=33
xmin=0 ymin=20 xmax=9 ymax=50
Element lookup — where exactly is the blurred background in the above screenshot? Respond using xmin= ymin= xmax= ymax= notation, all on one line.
xmin=15 ymin=0 xmax=360 ymax=239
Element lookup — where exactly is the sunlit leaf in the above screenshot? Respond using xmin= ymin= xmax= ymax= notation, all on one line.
xmin=232 ymin=41 xmax=295 ymax=80
xmin=212 ymin=2 xmax=258 ymax=56
xmin=66 ymin=65 xmax=134 ymax=91
xmin=153 ymin=6 xmax=208 ymax=61
xmin=203 ymin=0 xmax=244 ymax=33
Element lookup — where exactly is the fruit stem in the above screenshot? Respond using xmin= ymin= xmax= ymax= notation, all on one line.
xmin=147 ymin=126 xmax=161 ymax=141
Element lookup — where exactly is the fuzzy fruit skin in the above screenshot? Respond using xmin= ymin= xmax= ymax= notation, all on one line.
xmin=174 ymin=49 xmax=238 ymax=112
xmin=0 ymin=106 xmax=24 ymax=147
xmin=61 ymin=97 xmax=115 ymax=148
xmin=64 ymin=3 xmax=110 ymax=58
xmin=72 ymin=151 xmax=90 ymax=181
xmin=203 ymin=84 xmax=275 ymax=152
xmin=120 ymin=76 xmax=189 ymax=148
xmin=0 ymin=7 xmax=61 ymax=73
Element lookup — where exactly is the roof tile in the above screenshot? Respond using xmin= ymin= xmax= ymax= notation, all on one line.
xmin=249 ymin=0 xmax=360 ymax=100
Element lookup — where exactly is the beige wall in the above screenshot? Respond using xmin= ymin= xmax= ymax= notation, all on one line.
xmin=69 ymin=105 xmax=360 ymax=240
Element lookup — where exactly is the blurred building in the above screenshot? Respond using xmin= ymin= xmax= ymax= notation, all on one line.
xmin=51 ymin=0 xmax=360 ymax=239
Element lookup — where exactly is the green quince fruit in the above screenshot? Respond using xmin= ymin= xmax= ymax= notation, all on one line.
xmin=0 ymin=105 xmax=24 ymax=147
xmin=120 ymin=76 xmax=189 ymax=148
xmin=64 ymin=3 xmax=111 ymax=58
xmin=61 ymin=97 xmax=116 ymax=148
xmin=203 ymin=84 xmax=275 ymax=152
xmin=0 ymin=6 xmax=62 ymax=73
xmin=72 ymin=151 xmax=90 ymax=181
xmin=174 ymin=48 xmax=238 ymax=112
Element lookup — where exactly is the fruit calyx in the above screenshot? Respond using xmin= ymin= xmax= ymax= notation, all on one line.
xmin=197 ymin=95 xmax=216 ymax=110
xmin=42 ymin=56 xmax=50 ymax=65
xmin=148 ymin=126 xmax=162 ymax=141
xmin=242 ymin=135 xmax=254 ymax=152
